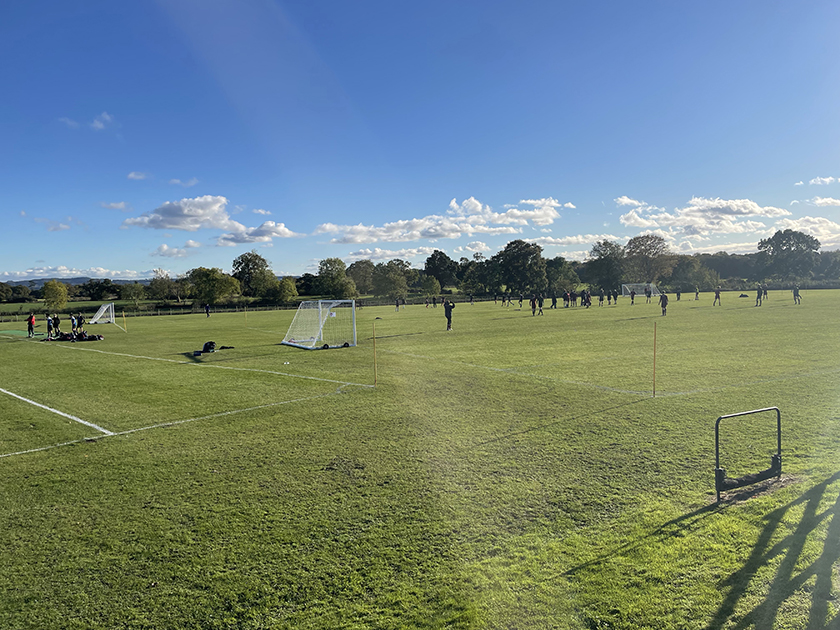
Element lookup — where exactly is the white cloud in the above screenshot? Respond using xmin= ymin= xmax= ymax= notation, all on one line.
xmin=217 ymin=221 xmax=302 ymax=246
xmin=184 ymin=240 xmax=201 ymax=248
xmin=345 ymin=247 xmax=437 ymax=262
xmin=812 ymin=197 xmax=840 ymax=207
xmin=58 ymin=117 xmax=79 ymax=129
xmin=531 ymin=233 xmax=620 ymax=248
xmin=152 ymin=244 xmax=190 ymax=258
xmin=128 ymin=171 xmax=150 ymax=180
xmin=453 ymin=241 xmax=491 ymax=254
xmin=101 ymin=201 xmax=128 ymax=211
xmin=252 ymin=209 xmax=272 ymax=215
xmin=123 ymin=195 xmax=240 ymax=232
xmin=615 ymin=196 xmax=645 ymax=207
xmin=563 ymin=202 xmax=576 ymax=209
xmin=794 ymin=181 xmax=804 ymax=186
xmin=619 ymin=209 xmax=659 ymax=228
xmin=0 ymin=266 xmax=150 ymax=281
xmin=775 ymin=216 xmax=840 ymax=248
xmin=90 ymin=112 xmax=114 ymax=131
xmin=169 ymin=177 xmax=199 ymax=187
xmin=33 ymin=217 xmax=70 ymax=232
xmin=809 ymin=176 xmax=836 ymax=185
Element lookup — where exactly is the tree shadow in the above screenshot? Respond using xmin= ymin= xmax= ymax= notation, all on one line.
xmin=705 ymin=470 xmax=840 ymax=629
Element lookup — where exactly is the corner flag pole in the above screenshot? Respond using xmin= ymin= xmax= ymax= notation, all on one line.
xmin=373 ymin=317 xmax=382 ymax=387
xmin=653 ymin=321 xmax=657 ymax=397
xmin=123 ymin=310 xmax=127 ymax=332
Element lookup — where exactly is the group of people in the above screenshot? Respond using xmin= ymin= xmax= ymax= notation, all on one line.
xmin=26 ymin=312 xmax=93 ymax=340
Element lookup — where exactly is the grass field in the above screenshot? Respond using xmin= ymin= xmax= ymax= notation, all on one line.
xmin=2 ymin=290 xmax=839 ymax=629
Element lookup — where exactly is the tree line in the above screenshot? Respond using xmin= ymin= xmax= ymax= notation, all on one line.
xmin=2 ymin=229 xmax=834 ymax=311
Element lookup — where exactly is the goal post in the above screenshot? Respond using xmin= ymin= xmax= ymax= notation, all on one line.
xmin=88 ymin=302 xmax=126 ymax=332
xmin=621 ymin=283 xmax=661 ymax=297
xmin=281 ymin=300 xmax=356 ymax=350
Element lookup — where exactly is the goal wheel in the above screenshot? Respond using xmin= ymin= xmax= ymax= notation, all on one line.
xmin=343 ymin=342 xmax=350 ymax=348
xmin=322 ymin=344 xmax=330 ymax=350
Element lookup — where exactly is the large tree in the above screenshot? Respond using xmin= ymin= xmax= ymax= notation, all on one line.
xmin=0 ymin=282 xmax=12 ymax=302
xmin=231 ymin=250 xmax=277 ymax=298
xmin=346 ymin=260 xmax=375 ymax=294
xmin=492 ymin=239 xmax=547 ymax=293
xmin=585 ymin=240 xmax=625 ymax=291
xmin=119 ymin=283 xmax=146 ymax=308
xmin=148 ymin=269 xmax=176 ymax=302
xmin=269 ymin=277 xmax=299 ymax=303
xmin=624 ymin=234 xmax=674 ymax=283
xmin=757 ymin=229 xmax=820 ymax=280
xmin=186 ymin=267 xmax=241 ymax=305
xmin=79 ymin=279 xmax=116 ymax=301
xmin=424 ymin=250 xmax=459 ymax=290
xmin=372 ymin=259 xmax=416 ymax=299
xmin=545 ymin=256 xmax=580 ymax=295
xmin=42 ymin=280 xmax=68 ymax=312
xmin=316 ymin=258 xmax=357 ymax=298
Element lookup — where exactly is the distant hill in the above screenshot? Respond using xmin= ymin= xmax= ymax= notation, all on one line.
xmin=2 ymin=277 xmax=152 ymax=290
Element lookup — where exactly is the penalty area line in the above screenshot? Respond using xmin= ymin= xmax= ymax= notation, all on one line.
xmin=0 ymin=387 xmax=113 ymax=436
xmin=0 ymin=388 xmax=351 ymax=459
xmin=44 ymin=343 xmax=374 ymax=389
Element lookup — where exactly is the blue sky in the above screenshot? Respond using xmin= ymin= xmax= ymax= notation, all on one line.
xmin=2 ymin=1 xmax=839 ymax=281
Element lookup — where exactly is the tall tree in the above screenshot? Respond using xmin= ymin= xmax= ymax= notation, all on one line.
xmin=372 ymin=259 xmax=416 ymax=299
xmin=186 ymin=267 xmax=241 ymax=305
xmin=269 ymin=277 xmax=299 ymax=303
xmin=119 ymin=283 xmax=146 ymax=308
xmin=0 ymin=282 xmax=12 ymax=302
xmin=757 ymin=229 xmax=820 ymax=280
xmin=491 ymin=239 xmax=547 ymax=292
xmin=420 ymin=274 xmax=441 ymax=297
xmin=42 ymin=280 xmax=68 ymax=312
xmin=585 ymin=240 xmax=625 ymax=290
xmin=424 ymin=250 xmax=459 ymax=290
xmin=545 ymin=256 xmax=580 ymax=294
xmin=148 ymin=269 xmax=176 ymax=302
xmin=346 ymin=260 xmax=375 ymax=294
xmin=79 ymin=279 xmax=116 ymax=301
xmin=296 ymin=273 xmax=318 ymax=296
xmin=316 ymin=258 xmax=357 ymax=298
xmin=231 ymin=250 xmax=276 ymax=298
xmin=11 ymin=285 xmax=32 ymax=302
xmin=624 ymin=234 xmax=674 ymax=283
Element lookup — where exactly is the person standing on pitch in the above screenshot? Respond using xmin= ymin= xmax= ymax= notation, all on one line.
xmin=27 ymin=313 xmax=35 ymax=338
xmin=713 ymin=286 xmax=722 ymax=306
xmin=659 ymin=291 xmax=669 ymax=316
xmin=444 ymin=298 xmax=455 ymax=331
xmin=205 ymin=303 xmax=211 ymax=317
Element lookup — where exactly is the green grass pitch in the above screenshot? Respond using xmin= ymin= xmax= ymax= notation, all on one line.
xmin=1 ymin=291 xmax=839 ymax=629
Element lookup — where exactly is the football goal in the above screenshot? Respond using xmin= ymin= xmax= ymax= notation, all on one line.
xmin=621 ymin=283 xmax=661 ymax=297
xmin=88 ymin=302 xmax=126 ymax=332
xmin=281 ymin=300 xmax=356 ymax=350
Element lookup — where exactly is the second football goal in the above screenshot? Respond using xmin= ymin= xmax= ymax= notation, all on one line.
xmin=281 ymin=300 xmax=356 ymax=350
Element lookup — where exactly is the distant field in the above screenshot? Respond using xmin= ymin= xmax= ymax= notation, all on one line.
xmin=1 ymin=290 xmax=839 ymax=629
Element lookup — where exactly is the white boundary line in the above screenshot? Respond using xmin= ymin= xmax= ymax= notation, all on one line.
xmin=35 ymin=341 xmax=374 ymax=389
xmin=0 ymin=387 xmax=114 ymax=435
xmin=0 ymin=389 xmax=346 ymax=459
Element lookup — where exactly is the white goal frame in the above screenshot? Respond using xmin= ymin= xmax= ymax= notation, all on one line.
xmin=88 ymin=302 xmax=126 ymax=332
xmin=621 ymin=283 xmax=661 ymax=297
xmin=281 ymin=300 xmax=356 ymax=350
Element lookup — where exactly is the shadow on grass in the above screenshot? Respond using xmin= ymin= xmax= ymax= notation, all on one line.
xmin=704 ymin=470 xmax=840 ymax=630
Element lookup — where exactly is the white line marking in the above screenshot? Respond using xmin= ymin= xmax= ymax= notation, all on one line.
xmin=0 ymin=389 xmax=348 ymax=459
xmin=0 ymin=387 xmax=114 ymax=435
xmin=42 ymin=343 xmax=374 ymax=388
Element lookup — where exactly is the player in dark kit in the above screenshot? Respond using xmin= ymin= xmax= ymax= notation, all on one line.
xmin=444 ymin=299 xmax=455 ymax=331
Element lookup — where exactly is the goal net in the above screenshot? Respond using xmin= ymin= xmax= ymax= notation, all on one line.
xmin=621 ymin=283 xmax=661 ymax=297
xmin=88 ymin=302 xmax=126 ymax=331
xmin=281 ymin=300 xmax=356 ymax=350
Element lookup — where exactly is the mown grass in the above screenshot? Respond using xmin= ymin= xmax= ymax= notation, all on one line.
xmin=1 ymin=290 xmax=839 ymax=629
